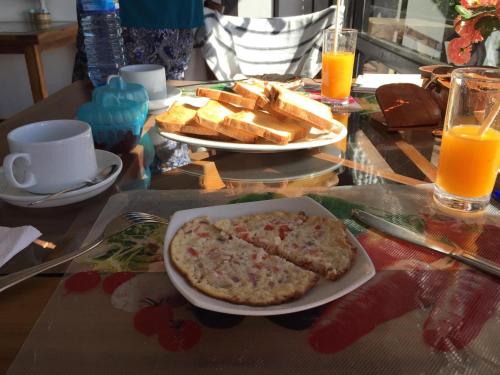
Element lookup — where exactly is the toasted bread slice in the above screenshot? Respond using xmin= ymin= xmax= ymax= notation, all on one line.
xmin=180 ymin=124 xmax=219 ymax=137
xmin=155 ymin=102 xmax=229 ymax=140
xmin=267 ymin=85 xmax=341 ymax=132
xmin=233 ymin=81 xmax=270 ymax=109
xmin=156 ymin=102 xmax=198 ymax=132
xmin=180 ymin=124 xmax=233 ymax=141
xmin=224 ymin=110 xmax=309 ymax=145
xmin=217 ymin=123 xmax=259 ymax=143
xmin=196 ymin=87 xmax=257 ymax=110
xmin=233 ymin=81 xmax=303 ymax=122
xmin=248 ymin=75 xmax=303 ymax=91
xmin=195 ymin=100 xmax=258 ymax=143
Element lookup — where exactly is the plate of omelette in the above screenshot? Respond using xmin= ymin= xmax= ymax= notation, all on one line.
xmin=163 ymin=197 xmax=375 ymax=316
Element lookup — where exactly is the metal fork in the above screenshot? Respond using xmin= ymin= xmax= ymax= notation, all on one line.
xmin=0 ymin=211 xmax=169 ymax=294
xmin=122 ymin=212 xmax=170 ymax=226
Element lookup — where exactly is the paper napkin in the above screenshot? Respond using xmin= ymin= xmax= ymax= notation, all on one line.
xmin=0 ymin=225 xmax=41 ymax=268
xmin=353 ymin=74 xmax=423 ymax=93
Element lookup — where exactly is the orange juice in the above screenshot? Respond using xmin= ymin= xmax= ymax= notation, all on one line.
xmin=436 ymin=125 xmax=500 ymax=198
xmin=321 ymin=51 xmax=355 ymax=100
xmin=332 ymin=112 xmax=349 ymax=152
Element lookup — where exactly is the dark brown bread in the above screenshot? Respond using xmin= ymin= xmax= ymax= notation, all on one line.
xmin=375 ymin=83 xmax=441 ymax=128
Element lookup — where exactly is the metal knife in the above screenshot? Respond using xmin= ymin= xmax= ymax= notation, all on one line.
xmin=351 ymin=208 xmax=500 ymax=278
xmin=176 ymin=78 xmax=248 ymax=88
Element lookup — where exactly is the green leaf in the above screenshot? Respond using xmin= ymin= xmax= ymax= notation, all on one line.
xmin=455 ymin=5 xmax=473 ymax=19
xmin=306 ymin=194 xmax=367 ymax=236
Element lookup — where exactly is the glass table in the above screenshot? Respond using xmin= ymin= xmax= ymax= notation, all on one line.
xmin=0 ymin=79 xmax=498 ymax=374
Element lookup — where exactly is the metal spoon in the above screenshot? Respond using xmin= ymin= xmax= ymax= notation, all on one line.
xmin=28 ymin=164 xmax=119 ymax=206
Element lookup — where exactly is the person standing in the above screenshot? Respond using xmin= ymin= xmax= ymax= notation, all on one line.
xmin=117 ymin=0 xmax=205 ymax=173
xmin=73 ymin=0 xmax=204 ymax=81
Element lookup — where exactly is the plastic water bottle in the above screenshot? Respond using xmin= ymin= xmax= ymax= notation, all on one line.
xmin=79 ymin=0 xmax=126 ymax=87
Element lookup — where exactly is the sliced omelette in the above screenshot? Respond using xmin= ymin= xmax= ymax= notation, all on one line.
xmin=169 ymin=217 xmax=319 ymax=306
xmin=215 ymin=212 xmax=356 ymax=280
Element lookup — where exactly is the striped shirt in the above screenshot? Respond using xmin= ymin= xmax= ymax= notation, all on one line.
xmin=199 ymin=5 xmax=342 ymax=79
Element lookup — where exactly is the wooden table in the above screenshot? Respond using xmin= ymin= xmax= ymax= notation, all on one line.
xmin=0 ymin=22 xmax=78 ymax=103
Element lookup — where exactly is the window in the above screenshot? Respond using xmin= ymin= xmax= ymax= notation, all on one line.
xmin=350 ymin=0 xmax=460 ymax=74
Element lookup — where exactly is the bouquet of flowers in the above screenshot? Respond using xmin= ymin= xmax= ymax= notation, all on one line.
xmin=447 ymin=0 xmax=499 ymax=65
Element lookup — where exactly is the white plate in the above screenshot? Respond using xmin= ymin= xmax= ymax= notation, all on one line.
xmin=148 ymin=86 xmax=182 ymax=113
xmin=159 ymin=125 xmax=347 ymax=153
xmin=163 ymin=196 xmax=375 ymax=316
xmin=179 ymin=145 xmax=343 ymax=183
xmin=0 ymin=149 xmax=122 ymax=208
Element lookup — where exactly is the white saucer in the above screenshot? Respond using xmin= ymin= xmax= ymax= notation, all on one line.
xmin=148 ymin=85 xmax=182 ymax=113
xmin=0 ymin=150 xmax=122 ymax=208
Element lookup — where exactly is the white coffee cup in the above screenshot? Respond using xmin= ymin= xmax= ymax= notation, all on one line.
xmin=110 ymin=64 xmax=167 ymax=101
xmin=3 ymin=120 xmax=98 ymax=194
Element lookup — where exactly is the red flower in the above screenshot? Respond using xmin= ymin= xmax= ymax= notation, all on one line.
xmin=461 ymin=0 xmax=497 ymax=7
xmin=455 ymin=16 xmax=484 ymax=43
xmin=448 ymin=37 xmax=473 ymax=65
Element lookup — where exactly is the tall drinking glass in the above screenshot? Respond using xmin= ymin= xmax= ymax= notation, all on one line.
xmin=434 ymin=67 xmax=500 ymax=212
xmin=321 ymin=28 xmax=357 ymax=104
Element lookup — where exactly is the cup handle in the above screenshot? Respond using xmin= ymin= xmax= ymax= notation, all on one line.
xmin=107 ymin=74 xmax=120 ymax=84
xmin=3 ymin=153 xmax=36 ymax=189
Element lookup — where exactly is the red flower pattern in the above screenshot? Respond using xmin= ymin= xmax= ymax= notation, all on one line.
xmin=461 ymin=0 xmax=497 ymax=7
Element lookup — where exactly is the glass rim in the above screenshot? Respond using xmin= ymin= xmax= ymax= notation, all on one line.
xmin=323 ymin=27 xmax=358 ymax=34
xmin=451 ymin=67 xmax=500 ymax=82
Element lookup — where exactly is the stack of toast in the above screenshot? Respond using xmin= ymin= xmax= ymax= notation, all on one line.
xmin=156 ymin=79 xmax=343 ymax=145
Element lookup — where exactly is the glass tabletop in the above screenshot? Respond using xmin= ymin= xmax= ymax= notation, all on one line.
xmin=0 ymin=79 xmax=499 ymax=374
xmin=148 ymin=83 xmax=439 ymax=192
xmin=0 ymin=80 xmax=494 ymax=274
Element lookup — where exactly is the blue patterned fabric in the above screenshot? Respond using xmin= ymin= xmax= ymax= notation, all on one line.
xmin=122 ymin=27 xmax=194 ymax=80
xmin=152 ymin=138 xmax=191 ymax=173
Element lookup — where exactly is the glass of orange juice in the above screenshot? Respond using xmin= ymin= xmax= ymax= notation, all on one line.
xmin=321 ymin=28 xmax=357 ymax=104
xmin=434 ymin=67 xmax=500 ymax=212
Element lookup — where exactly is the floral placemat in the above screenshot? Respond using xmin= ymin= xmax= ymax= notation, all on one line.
xmin=9 ymin=186 xmax=500 ymax=374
